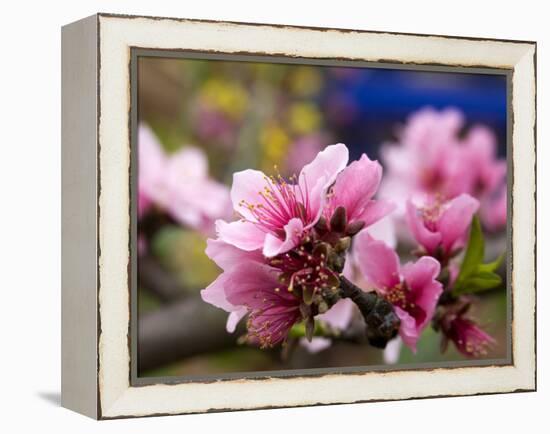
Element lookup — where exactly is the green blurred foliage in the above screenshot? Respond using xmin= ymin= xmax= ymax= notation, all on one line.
xmin=152 ymin=226 xmax=220 ymax=292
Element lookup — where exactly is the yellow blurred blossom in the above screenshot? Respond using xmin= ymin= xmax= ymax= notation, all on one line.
xmin=289 ymin=67 xmax=322 ymax=97
xmin=288 ymin=102 xmax=322 ymax=135
xmin=200 ymin=78 xmax=249 ymax=120
xmin=259 ymin=124 xmax=290 ymax=171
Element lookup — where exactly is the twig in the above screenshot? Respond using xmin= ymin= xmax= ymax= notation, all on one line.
xmin=339 ymin=276 xmax=400 ymax=348
xmin=138 ymin=295 xmax=245 ymax=373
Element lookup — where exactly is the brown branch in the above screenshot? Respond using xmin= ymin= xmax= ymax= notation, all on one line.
xmin=137 ymin=296 xmax=245 ymax=373
xmin=339 ymin=276 xmax=400 ymax=349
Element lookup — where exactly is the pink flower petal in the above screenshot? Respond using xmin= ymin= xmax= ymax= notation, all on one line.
xmin=383 ymin=337 xmax=402 ymax=364
xmin=415 ymin=280 xmax=443 ymax=328
xmin=298 ymin=143 xmax=349 ymax=220
xmin=216 ymin=219 xmax=266 ymax=251
xmin=263 ymin=217 xmax=304 ymax=257
xmin=205 ymin=238 xmax=263 ymax=270
xmin=380 ymin=145 xmax=411 ymax=179
xmin=166 ymin=147 xmax=208 ymax=181
xmin=401 ymin=256 xmax=440 ymax=290
xmin=169 ymin=206 xmax=202 ymax=229
xmin=364 ymin=215 xmax=397 ymax=248
xmin=200 ymin=272 xmax=236 ymax=313
xmin=224 ymin=262 xmax=293 ymax=308
xmin=438 ymin=194 xmax=479 ymax=253
xmin=138 ymin=124 xmax=167 ymax=199
xmin=201 ymin=263 xmax=287 ymax=335
xmin=330 ymin=154 xmax=383 ymax=222
xmin=481 ymin=187 xmax=507 ymax=231
xmin=226 ymin=308 xmax=247 ymax=333
xmin=395 ymin=307 xmax=419 ymax=352
xmin=402 ymin=256 xmax=443 ymax=330
xmin=230 ymin=169 xmax=269 ymax=220
xmin=483 ymin=160 xmax=507 ymax=194
xmin=465 ymin=125 xmax=497 ymax=162
xmin=168 ymin=178 xmax=231 ymax=231
xmin=355 ymin=199 xmax=396 ymax=228
xmin=354 ymin=231 xmax=401 ymax=291
xmin=406 ymin=200 xmax=442 ymax=254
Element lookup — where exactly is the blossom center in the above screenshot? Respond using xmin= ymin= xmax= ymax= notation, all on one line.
xmin=239 ymin=168 xmax=312 ymax=236
xmin=269 ymin=238 xmax=340 ymax=303
xmin=385 ymin=282 xmax=426 ymax=325
xmin=419 ymin=195 xmax=446 ymax=232
xmin=452 ymin=317 xmax=494 ymax=357
xmin=420 ymin=167 xmax=445 ymax=193
xmin=245 ymin=291 xmax=301 ymax=349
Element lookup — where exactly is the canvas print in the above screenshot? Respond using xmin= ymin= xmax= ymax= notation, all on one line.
xmin=135 ymin=56 xmax=508 ymax=379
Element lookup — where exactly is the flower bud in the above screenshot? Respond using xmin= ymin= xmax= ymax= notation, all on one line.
xmin=329 ymin=206 xmax=348 ymax=233
xmin=345 ymin=220 xmax=365 ymax=236
xmin=315 ymin=216 xmax=329 ymax=233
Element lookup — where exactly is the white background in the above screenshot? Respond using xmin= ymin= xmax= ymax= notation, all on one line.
xmin=0 ymin=1 xmax=546 ymax=432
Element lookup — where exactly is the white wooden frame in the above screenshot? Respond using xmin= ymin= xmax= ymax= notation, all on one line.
xmin=61 ymin=13 xmax=536 ymax=419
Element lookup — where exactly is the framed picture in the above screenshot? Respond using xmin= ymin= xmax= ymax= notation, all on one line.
xmin=61 ymin=13 xmax=536 ymax=419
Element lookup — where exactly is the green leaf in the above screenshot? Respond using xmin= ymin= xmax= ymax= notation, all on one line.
xmin=452 ymin=215 xmax=505 ymax=296
xmin=456 ymin=271 xmax=502 ymax=294
xmin=455 ymin=215 xmax=484 ymax=286
xmin=477 ymin=253 xmax=505 ymax=274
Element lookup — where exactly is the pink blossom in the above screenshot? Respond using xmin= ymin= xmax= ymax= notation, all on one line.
xmin=406 ymin=194 xmax=479 ymax=259
xmin=343 ymin=214 xmax=397 ymax=291
xmin=438 ymin=302 xmax=496 ymax=357
xmin=463 ymin=126 xmax=507 ymax=231
xmin=463 ymin=126 xmax=506 ymax=199
xmin=201 ymin=252 xmax=302 ymax=347
xmin=200 ymin=239 xmax=264 ymax=332
xmin=380 ymin=108 xmax=507 ymax=229
xmin=481 ymin=186 xmax=507 ymax=232
xmin=380 ymin=108 xmax=470 ymax=208
xmin=217 ymin=144 xmax=350 ymax=257
xmin=138 ymin=124 xmax=231 ymax=233
xmin=325 ymin=154 xmax=395 ymax=230
xmin=202 ymin=145 xmax=401 ymax=349
xmin=202 ymin=235 xmax=352 ymax=347
xmin=225 ymin=263 xmax=303 ymax=348
xmin=354 ymin=232 xmax=443 ymax=351
xmin=336 ymin=214 xmax=397 ymax=300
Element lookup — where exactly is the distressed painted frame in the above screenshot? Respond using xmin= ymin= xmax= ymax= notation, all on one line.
xmin=61 ymin=13 xmax=536 ymax=420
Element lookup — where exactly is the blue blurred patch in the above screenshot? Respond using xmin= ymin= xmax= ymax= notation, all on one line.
xmin=321 ymin=67 xmax=507 ymax=160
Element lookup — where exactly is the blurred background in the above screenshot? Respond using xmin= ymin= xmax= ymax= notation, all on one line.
xmin=136 ymin=56 xmax=508 ymax=379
